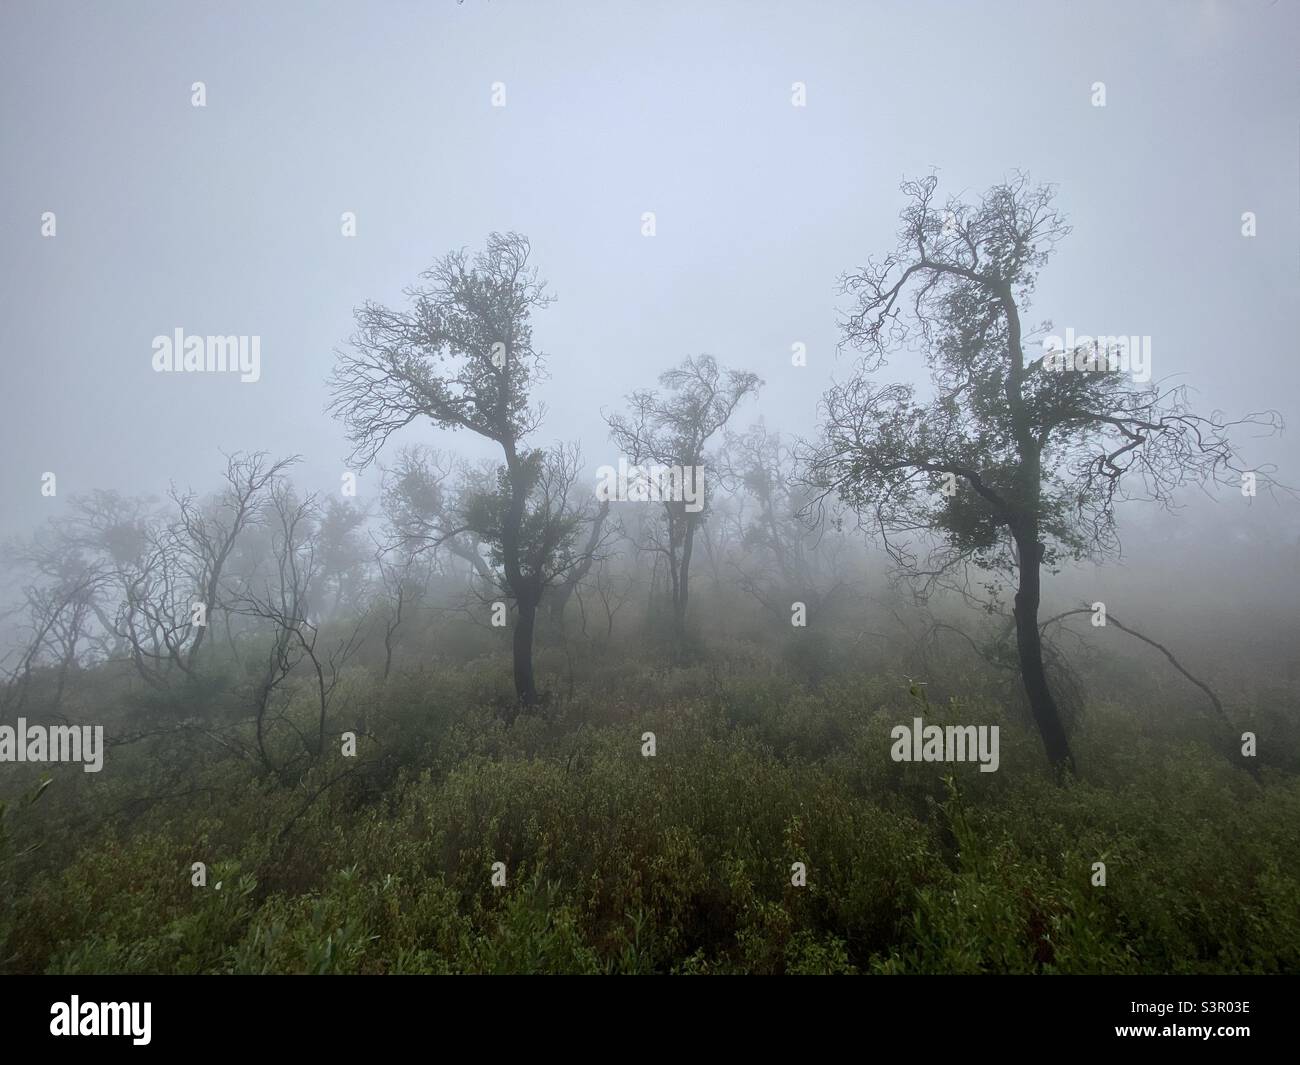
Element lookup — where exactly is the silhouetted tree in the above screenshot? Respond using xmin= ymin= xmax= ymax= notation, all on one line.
xmin=329 ymin=232 xmax=563 ymax=709
xmin=804 ymin=174 xmax=1281 ymax=774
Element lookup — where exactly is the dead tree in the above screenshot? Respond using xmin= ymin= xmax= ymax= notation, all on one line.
xmin=233 ymin=482 xmax=363 ymax=774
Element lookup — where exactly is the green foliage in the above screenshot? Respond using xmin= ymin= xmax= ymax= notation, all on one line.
xmin=2 ymin=642 xmax=1298 ymax=975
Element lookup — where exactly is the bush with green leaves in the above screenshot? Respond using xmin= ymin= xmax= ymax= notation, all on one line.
xmin=2 ymin=634 xmax=1297 ymax=975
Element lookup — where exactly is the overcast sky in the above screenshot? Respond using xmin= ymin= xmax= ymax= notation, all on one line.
xmin=2 ymin=0 xmax=1297 ymax=543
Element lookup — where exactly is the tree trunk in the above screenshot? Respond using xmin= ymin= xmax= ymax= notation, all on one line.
xmin=681 ymin=514 xmax=702 ymax=631
xmin=500 ymin=443 xmax=538 ymax=716
xmin=667 ymin=535 xmax=681 ymax=628
xmin=674 ymin=515 xmax=696 ymax=642
xmin=1002 ymin=285 xmax=1072 ymax=776
xmin=1013 ymin=533 xmax=1075 ymax=775
xmin=512 ymin=595 xmax=539 ymax=709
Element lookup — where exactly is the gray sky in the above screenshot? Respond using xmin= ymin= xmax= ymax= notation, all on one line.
xmin=2 ymin=0 xmax=1297 ymax=541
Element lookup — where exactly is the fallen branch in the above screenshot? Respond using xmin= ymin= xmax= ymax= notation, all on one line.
xmin=1039 ymin=607 xmax=1229 ymax=730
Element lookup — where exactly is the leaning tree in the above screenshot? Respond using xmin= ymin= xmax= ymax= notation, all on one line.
xmin=804 ymin=173 xmax=1280 ymax=774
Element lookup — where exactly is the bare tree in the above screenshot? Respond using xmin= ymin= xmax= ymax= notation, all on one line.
xmin=575 ymin=552 xmax=635 ymax=641
xmin=547 ymin=499 xmax=611 ymax=623
xmin=44 ymin=490 xmax=158 ymax=661
xmin=803 ymin=173 xmax=1282 ymax=774
xmin=106 ymin=452 xmax=294 ymax=687
xmin=172 ymin=451 xmax=299 ymax=674
xmin=233 ymin=482 xmax=363 ymax=773
xmin=0 ymin=559 xmax=104 ymax=717
xmin=373 ymin=547 xmax=432 ymax=685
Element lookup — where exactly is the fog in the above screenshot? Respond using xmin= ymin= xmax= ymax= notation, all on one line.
xmin=3 ymin=0 xmax=1296 ymax=535
xmin=1 ymin=0 xmax=1298 ymax=986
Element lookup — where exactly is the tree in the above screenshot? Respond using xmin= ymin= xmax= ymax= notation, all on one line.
xmin=169 ymin=451 xmax=298 ymax=676
xmin=231 ymin=481 xmax=363 ymax=774
xmin=606 ymin=355 xmax=761 ymax=647
xmin=316 ymin=498 xmax=371 ymax=622
xmin=38 ymin=453 xmax=294 ymax=690
xmin=0 ymin=544 xmax=104 ymax=716
xmin=40 ymin=489 xmax=158 ymax=662
xmin=328 ymin=231 xmax=561 ymax=710
xmin=721 ymin=420 xmax=850 ymax=616
xmin=373 ymin=547 xmax=432 ymax=685
xmin=804 ymin=173 xmax=1281 ymax=774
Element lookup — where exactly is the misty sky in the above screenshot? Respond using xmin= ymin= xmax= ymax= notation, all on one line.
xmin=2 ymin=0 xmax=1297 ymax=544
